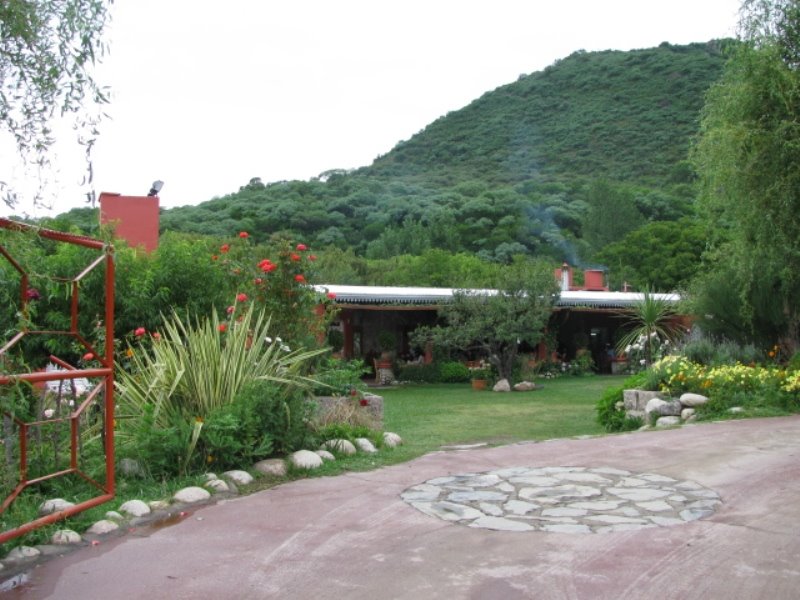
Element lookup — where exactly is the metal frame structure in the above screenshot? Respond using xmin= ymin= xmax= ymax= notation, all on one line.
xmin=0 ymin=218 xmax=115 ymax=544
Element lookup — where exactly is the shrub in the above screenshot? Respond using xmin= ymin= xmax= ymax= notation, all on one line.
xmin=397 ymin=363 xmax=441 ymax=383
xmin=311 ymin=357 xmax=369 ymax=396
xmin=596 ymin=377 xmax=644 ymax=432
xmin=439 ymin=361 xmax=471 ymax=383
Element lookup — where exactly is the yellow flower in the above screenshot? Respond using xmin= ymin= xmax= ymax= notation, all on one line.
xmin=125 ymin=348 xmax=134 ymax=358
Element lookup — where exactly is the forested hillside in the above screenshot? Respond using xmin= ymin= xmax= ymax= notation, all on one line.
xmin=157 ymin=41 xmax=728 ymax=280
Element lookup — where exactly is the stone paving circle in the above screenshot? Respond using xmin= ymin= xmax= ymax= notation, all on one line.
xmin=401 ymin=466 xmax=721 ymax=534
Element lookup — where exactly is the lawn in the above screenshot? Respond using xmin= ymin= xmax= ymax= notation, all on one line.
xmin=380 ymin=375 xmax=627 ymax=462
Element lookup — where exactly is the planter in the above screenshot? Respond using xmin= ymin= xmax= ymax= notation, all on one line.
xmin=471 ymin=379 xmax=488 ymax=391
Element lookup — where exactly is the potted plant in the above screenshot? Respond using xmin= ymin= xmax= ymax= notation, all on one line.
xmin=468 ymin=364 xmax=491 ymax=391
xmin=377 ymin=330 xmax=395 ymax=360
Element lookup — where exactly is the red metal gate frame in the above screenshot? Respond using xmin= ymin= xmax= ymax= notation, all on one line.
xmin=0 ymin=218 xmax=115 ymax=544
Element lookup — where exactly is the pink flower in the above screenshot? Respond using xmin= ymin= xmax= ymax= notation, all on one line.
xmin=254 ymin=278 xmax=263 ymax=285
xmin=236 ymin=293 xmax=248 ymax=302
xmin=259 ymin=259 xmax=276 ymax=273
xmin=326 ymin=292 xmax=337 ymax=300
xmin=24 ymin=288 xmax=41 ymax=301
xmin=296 ymin=243 xmax=308 ymax=251
xmin=294 ymin=274 xmax=306 ymax=283
xmin=83 ymin=352 xmax=94 ymax=361
xmin=239 ymin=231 xmax=249 ymax=239
xmin=218 ymin=324 xmax=227 ymax=333
xmin=152 ymin=332 xmax=161 ymax=341
xmin=220 ymin=244 xmax=230 ymax=253
xmin=226 ymin=305 xmax=235 ymax=314
xmin=134 ymin=327 xmax=146 ymax=337
xmin=290 ymin=253 xmax=301 ymax=262
xmin=308 ymin=254 xmax=317 ymax=261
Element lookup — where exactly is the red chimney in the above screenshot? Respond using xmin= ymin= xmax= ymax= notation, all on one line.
xmin=99 ymin=192 xmax=159 ymax=252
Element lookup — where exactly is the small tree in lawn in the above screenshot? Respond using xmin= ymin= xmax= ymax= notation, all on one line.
xmin=413 ymin=259 xmax=557 ymax=384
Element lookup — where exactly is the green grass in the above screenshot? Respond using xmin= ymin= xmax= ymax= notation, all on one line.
xmin=381 ymin=376 xmax=627 ymax=461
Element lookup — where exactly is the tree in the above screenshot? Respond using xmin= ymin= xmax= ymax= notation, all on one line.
xmin=692 ymin=0 xmax=800 ymax=352
xmin=0 ymin=0 xmax=113 ymax=208
xmin=582 ymin=180 xmax=644 ymax=254
xmin=412 ymin=259 xmax=558 ymax=383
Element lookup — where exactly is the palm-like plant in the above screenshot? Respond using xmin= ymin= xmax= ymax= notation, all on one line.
xmin=616 ymin=289 xmax=683 ymax=368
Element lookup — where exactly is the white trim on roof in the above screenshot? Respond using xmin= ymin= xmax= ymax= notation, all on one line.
xmin=315 ymin=284 xmax=679 ymax=308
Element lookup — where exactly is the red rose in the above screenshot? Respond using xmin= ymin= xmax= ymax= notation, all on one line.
xmin=226 ymin=305 xmax=235 ymax=314
xmin=236 ymin=293 xmax=248 ymax=302
xmin=220 ymin=244 xmax=230 ymax=253
xmin=296 ymin=243 xmax=308 ymax=251
xmin=294 ymin=274 xmax=306 ymax=283
xmin=218 ymin=324 xmax=227 ymax=333
xmin=290 ymin=253 xmax=301 ymax=262
xmin=134 ymin=327 xmax=146 ymax=337
xmin=239 ymin=231 xmax=249 ymax=239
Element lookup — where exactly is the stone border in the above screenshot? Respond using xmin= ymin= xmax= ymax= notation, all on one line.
xmin=401 ymin=466 xmax=721 ymax=533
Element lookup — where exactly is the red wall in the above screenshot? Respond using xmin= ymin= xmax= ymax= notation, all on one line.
xmin=99 ymin=192 xmax=159 ymax=252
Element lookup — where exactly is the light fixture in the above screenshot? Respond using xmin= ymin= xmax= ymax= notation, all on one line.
xmin=148 ymin=180 xmax=164 ymax=196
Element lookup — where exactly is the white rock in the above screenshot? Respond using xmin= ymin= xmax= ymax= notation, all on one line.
xmin=39 ymin=498 xmax=75 ymax=516
xmin=51 ymin=529 xmax=82 ymax=545
xmin=681 ymin=407 xmax=696 ymax=420
xmin=253 ymin=458 xmax=287 ymax=477
xmin=680 ymin=393 xmax=709 ymax=407
xmin=646 ymin=398 xmax=682 ymax=417
xmin=6 ymin=546 xmax=40 ymax=562
xmin=223 ymin=470 xmax=254 ymax=485
xmin=447 ymin=490 xmax=507 ymax=502
xmin=119 ymin=499 xmax=151 ymax=517
xmin=173 ymin=486 xmax=211 ymax=504
xmin=203 ymin=472 xmax=218 ymax=481
xmin=479 ymin=502 xmax=505 ymax=516
xmin=315 ymin=450 xmax=336 ymax=461
xmin=383 ymin=432 xmax=403 ymax=448
xmin=513 ymin=381 xmax=537 ymax=391
xmin=542 ymin=507 xmax=588 ymax=518
xmin=105 ymin=511 xmax=124 ymax=521
xmin=205 ymin=479 xmax=230 ymax=492
xmin=354 ymin=438 xmax=378 ymax=453
xmin=636 ymin=500 xmax=673 ymax=512
xmin=656 ymin=416 xmax=681 ymax=428
xmin=290 ymin=449 xmax=324 ymax=469
xmin=504 ymin=500 xmax=540 ymax=515
xmin=413 ymin=501 xmax=483 ymax=522
xmin=323 ymin=439 xmax=357 ymax=456
xmin=148 ymin=500 xmax=170 ymax=511
xmin=87 ymin=519 xmax=119 ymax=535
xmin=493 ymin=378 xmax=511 ymax=392
xmin=607 ymin=487 xmax=671 ymax=501
xmin=470 ymin=516 xmax=532 ymax=531
xmin=729 ymin=406 xmax=744 ymax=414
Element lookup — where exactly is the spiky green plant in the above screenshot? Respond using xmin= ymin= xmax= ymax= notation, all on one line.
xmin=115 ymin=304 xmax=325 ymax=472
xmin=615 ymin=289 xmax=683 ymax=368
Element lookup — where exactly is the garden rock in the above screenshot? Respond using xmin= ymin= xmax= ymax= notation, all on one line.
xmin=493 ymin=378 xmax=511 ymax=392
xmin=203 ymin=472 xmax=218 ymax=481
xmin=51 ymin=530 xmax=81 ymax=545
xmin=383 ymin=432 xmax=403 ymax=448
xmin=355 ymin=438 xmax=378 ymax=453
xmin=173 ymin=486 xmax=211 ymax=504
xmin=681 ymin=408 xmax=696 ymax=420
xmin=120 ymin=499 xmax=151 ymax=518
xmin=223 ymin=470 xmax=254 ymax=485
xmin=315 ymin=450 xmax=336 ymax=461
xmin=205 ymin=479 xmax=230 ymax=493
xmin=680 ymin=393 xmax=709 ymax=407
xmin=656 ymin=416 xmax=682 ymax=428
xmin=118 ymin=457 xmax=146 ymax=478
xmin=39 ymin=498 xmax=75 ymax=516
xmin=148 ymin=500 xmax=170 ymax=511
xmin=254 ymin=458 xmax=287 ymax=477
xmin=645 ymin=398 xmax=682 ymax=417
xmin=6 ymin=546 xmax=40 ymax=563
xmin=87 ymin=520 xmax=119 ymax=535
xmin=513 ymin=381 xmax=537 ymax=391
xmin=105 ymin=511 xmax=124 ymax=521
xmin=323 ymin=439 xmax=357 ymax=456
xmin=729 ymin=406 xmax=744 ymax=414
xmin=290 ymin=450 xmax=324 ymax=469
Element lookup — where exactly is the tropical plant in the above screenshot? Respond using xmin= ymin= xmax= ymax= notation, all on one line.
xmin=115 ymin=304 xmax=326 ymax=474
xmin=615 ymin=289 xmax=684 ymax=368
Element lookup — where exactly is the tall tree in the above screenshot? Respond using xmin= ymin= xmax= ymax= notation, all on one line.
xmin=0 ymin=0 xmax=113 ymax=208
xmin=692 ymin=0 xmax=800 ymax=351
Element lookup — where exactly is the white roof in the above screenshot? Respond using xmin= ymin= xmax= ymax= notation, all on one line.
xmin=315 ymin=285 xmax=679 ymax=308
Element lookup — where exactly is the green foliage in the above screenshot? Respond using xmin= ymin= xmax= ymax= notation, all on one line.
xmin=412 ymin=259 xmax=558 ymax=382
xmin=396 ymin=363 xmax=441 ymax=383
xmin=310 ymin=357 xmax=370 ymax=396
xmin=438 ymin=361 xmax=472 ymax=383
xmin=596 ymin=372 xmax=647 ymax=432
xmin=615 ymin=289 xmax=685 ymax=367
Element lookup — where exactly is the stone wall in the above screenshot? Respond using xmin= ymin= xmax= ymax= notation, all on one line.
xmin=624 ymin=389 xmax=708 ymax=428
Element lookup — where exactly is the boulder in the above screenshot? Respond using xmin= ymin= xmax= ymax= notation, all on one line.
xmin=51 ymin=529 xmax=82 ymax=545
xmin=223 ymin=470 xmax=254 ymax=485
xmin=315 ymin=450 xmax=336 ymax=461
xmin=39 ymin=498 xmax=75 ymax=516
xmin=513 ymin=381 xmax=537 ymax=391
xmin=205 ymin=479 xmax=230 ymax=493
xmin=254 ymin=458 xmax=287 ymax=477
xmin=656 ymin=416 xmax=681 ymax=428
xmin=645 ymin=397 xmax=682 ymax=417
xmin=355 ymin=438 xmax=378 ymax=453
xmin=290 ymin=450 xmax=324 ymax=469
xmin=5 ymin=546 xmax=40 ymax=563
xmin=86 ymin=519 xmax=119 ymax=535
xmin=104 ymin=510 xmax=124 ymax=521
xmin=681 ymin=407 xmax=696 ymax=421
xmin=172 ymin=486 xmax=211 ymax=504
xmin=493 ymin=378 xmax=511 ymax=392
xmin=322 ymin=439 xmax=357 ymax=456
xmin=119 ymin=499 xmax=151 ymax=518
xmin=680 ymin=393 xmax=710 ymax=407
xmin=383 ymin=432 xmax=403 ymax=448
xmin=148 ymin=500 xmax=170 ymax=511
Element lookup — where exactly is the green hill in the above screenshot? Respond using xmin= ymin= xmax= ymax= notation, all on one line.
xmin=159 ymin=41 xmax=731 ymax=267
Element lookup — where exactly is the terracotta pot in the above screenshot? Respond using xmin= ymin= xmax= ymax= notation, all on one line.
xmin=471 ymin=379 xmax=488 ymax=391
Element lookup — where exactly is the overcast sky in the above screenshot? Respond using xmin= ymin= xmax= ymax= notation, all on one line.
xmin=5 ymin=0 xmax=743 ymax=218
